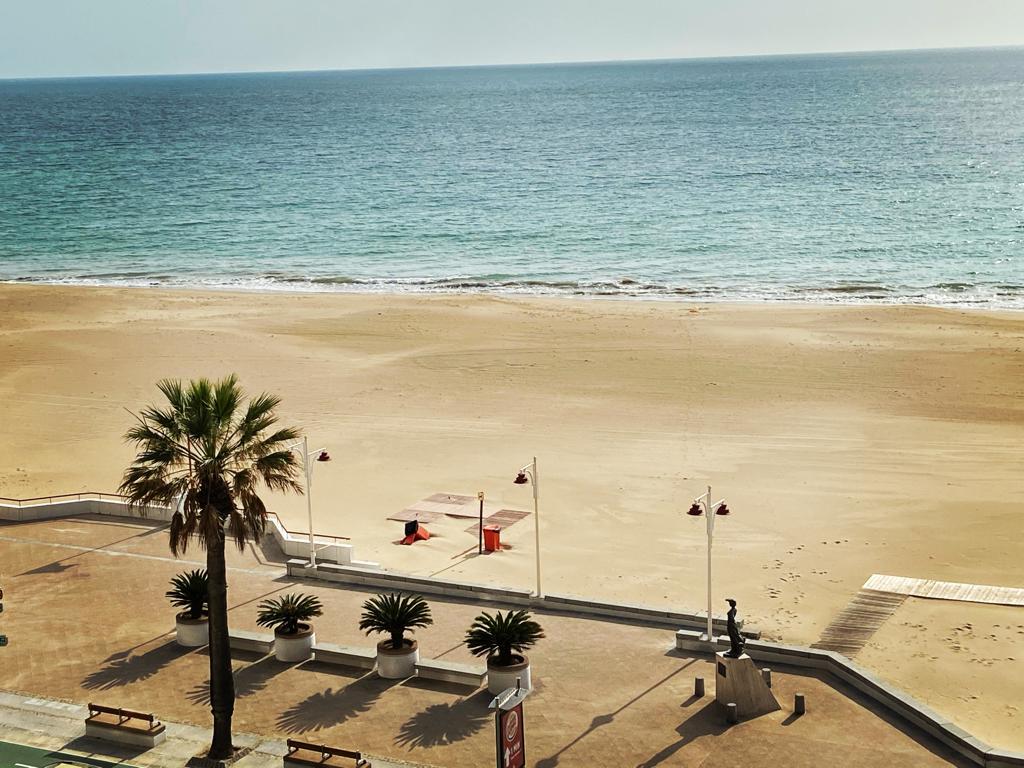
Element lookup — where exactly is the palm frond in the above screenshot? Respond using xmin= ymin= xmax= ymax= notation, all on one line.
xmin=465 ymin=610 xmax=544 ymax=664
xmin=256 ymin=593 xmax=323 ymax=635
xmin=121 ymin=375 xmax=302 ymax=552
xmin=359 ymin=593 xmax=432 ymax=648
xmin=166 ymin=569 xmax=209 ymax=619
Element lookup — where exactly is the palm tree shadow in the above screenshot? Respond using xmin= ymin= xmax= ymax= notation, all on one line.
xmin=276 ymin=676 xmax=390 ymax=733
xmin=83 ymin=641 xmax=186 ymax=690
xmin=186 ymin=657 xmax=286 ymax=706
xmin=394 ymin=690 xmax=491 ymax=748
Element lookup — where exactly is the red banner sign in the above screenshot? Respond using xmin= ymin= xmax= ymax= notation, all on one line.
xmin=499 ymin=702 xmax=525 ymax=768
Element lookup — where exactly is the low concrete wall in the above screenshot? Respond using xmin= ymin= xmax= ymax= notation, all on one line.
xmin=675 ymin=629 xmax=1024 ymax=768
xmin=543 ymin=593 xmax=736 ymax=633
xmin=0 ymin=497 xmax=378 ymax=569
xmin=286 ymin=560 xmax=754 ymax=637
xmin=0 ymin=498 xmax=172 ymax=523
xmin=291 ymin=560 xmax=536 ymax=605
xmin=265 ymin=516 xmax=378 ymax=569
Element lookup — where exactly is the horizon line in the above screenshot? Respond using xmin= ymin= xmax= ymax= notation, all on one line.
xmin=2 ymin=42 xmax=1021 ymax=82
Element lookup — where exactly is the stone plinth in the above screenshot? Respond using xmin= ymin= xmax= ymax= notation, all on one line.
xmin=715 ymin=652 xmax=780 ymax=718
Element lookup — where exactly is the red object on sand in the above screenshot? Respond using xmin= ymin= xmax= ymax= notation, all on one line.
xmin=483 ymin=525 xmax=501 ymax=552
xmin=401 ymin=526 xmax=431 ymax=545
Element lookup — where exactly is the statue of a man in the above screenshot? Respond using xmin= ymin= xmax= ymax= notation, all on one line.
xmin=725 ymin=598 xmax=745 ymax=658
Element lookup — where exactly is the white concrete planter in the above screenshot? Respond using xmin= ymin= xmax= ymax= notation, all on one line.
xmin=275 ymin=625 xmax=315 ymax=662
xmin=487 ymin=654 xmax=531 ymax=694
xmin=174 ymin=614 xmax=209 ymax=647
xmin=376 ymin=639 xmax=419 ymax=679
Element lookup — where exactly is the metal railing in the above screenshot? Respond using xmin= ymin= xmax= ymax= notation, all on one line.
xmin=0 ymin=493 xmax=351 ymax=542
xmin=267 ymin=511 xmax=351 ymax=542
xmin=0 ymin=491 xmax=127 ymax=508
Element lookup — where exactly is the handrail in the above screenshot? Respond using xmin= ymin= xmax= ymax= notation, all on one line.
xmin=266 ymin=514 xmax=350 ymax=544
xmin=0 ymin=491 xmax=127 ymax=508
xmin=0 ymin=494 xmax=352 ymax=542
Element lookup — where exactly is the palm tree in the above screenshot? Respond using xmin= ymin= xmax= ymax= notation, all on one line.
xmin=358 ymin=592 xmax=433 ymax=649
xmin=120 ymin=375 xmax=301 ymax=759
xmin=257 ymin=593 xmax=323 ymax=636
xmin=465 ymin=609 xmax=544 ymax=666
xmin=166 ymin=569 xmax=209 ymax=620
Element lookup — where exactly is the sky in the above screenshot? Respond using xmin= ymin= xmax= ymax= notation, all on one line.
xmin=1 ymin=0 xmax=1023 ymax=79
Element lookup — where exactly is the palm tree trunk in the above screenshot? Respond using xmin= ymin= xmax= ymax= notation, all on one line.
xmin=206 ymin=532 xmax=235 ymax=759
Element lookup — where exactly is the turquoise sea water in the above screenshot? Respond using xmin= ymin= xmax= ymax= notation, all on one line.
xmin=1 ymin=47 xmax=1022 ymax=307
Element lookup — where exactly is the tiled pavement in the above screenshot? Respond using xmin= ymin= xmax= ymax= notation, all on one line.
xmin=0 ymin=516 xmax=974 ymax=768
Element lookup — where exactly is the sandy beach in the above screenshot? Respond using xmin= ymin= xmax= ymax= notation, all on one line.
xmin=1 ymin=283 xmax=1023 ymax=747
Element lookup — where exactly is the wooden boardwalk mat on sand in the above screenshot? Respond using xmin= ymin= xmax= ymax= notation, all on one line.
xmin=387 ymin=493 xmax=480 ymax=524
xmin=863 ymin=574 xmax=1024 ymax=607
xmin=387 ymin=509 xmax=442 ymax=524
xmin=811 ymin=589 xmax=908 ymax=657
xmin=464 ymin=509 xmax=531 ymax=534
xmin=812 ymin=573 xmax=1024 ymax=657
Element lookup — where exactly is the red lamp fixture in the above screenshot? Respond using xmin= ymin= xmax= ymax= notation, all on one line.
xmin=715 ymin=503 xmax=730 ymax=516
xmin=687 ymin=502 xmax=703 ymax=516
xmin=316 ymin=450 xmax=331 ymax=462
xmin=513 ymin=471 xmax=529 ymax=485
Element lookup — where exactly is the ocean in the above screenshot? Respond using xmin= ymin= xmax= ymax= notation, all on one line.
xmin=1 ymin=47 xmax=1022 ymax=307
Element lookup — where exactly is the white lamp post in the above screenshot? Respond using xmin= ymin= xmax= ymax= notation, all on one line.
xmin=513 ymin=457 xmax=542 ymax=598
xmin=686 ymin=485 xmax=730 ymax=641
xmin=286 ymin=436 xmax=331 ymax=568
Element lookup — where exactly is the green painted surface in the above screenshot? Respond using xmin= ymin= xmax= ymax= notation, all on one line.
xmin=0 ymin=741 xmax=133 ymax=768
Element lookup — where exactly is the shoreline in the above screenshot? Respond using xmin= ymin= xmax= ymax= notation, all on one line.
xmin=3 ymin=278 xmax=1023 ymax=314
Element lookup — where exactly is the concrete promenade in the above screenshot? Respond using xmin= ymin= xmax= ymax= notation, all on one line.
xmin=0 ymin=515 xmax=983 ymax=767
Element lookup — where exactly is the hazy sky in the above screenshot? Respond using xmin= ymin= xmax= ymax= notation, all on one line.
xmin=2 ymin=0 xmax=1023 ymax=78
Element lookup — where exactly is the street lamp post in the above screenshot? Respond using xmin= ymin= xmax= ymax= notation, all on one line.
xmin=686 ymin=485 xmax=730 ymax=641
xmin=286 ymin=436 xmax=331 ymax=569
xmin=513 ymin=457 xmax=541 ymax=599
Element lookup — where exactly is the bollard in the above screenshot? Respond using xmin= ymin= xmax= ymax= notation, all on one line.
xmin=761 ymin=668 xmax=772 ymax=688
xmin=726 ymin=702 xmax=738 ymax=724
xmin=694 ymin=677 xmax=705 ymax=697
xmin=794 ymin=693 xmax=806 ymax=715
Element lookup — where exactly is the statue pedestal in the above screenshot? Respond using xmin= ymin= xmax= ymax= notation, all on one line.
xmin=715 ymin=652 xmax=780 ymax=718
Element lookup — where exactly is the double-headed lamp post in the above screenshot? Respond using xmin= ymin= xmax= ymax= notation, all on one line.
xmin=286 ymin=436 xmax=331 ymax=568
xmin=686 ymin=485 xmax=730 ymax=641
xmin=513 ymin=457 xmax=542 ymax=599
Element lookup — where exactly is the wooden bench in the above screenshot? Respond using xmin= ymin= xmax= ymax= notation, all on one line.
xmin=85 ymin=703 xmax=166 ymax=748
xmin=228 ymin=629 xmax=275 ymax=654
xmin=312 ymin=642 xmax=376 ymax=669
xmin=285 ymin=739 xmax=370 ymax=767
xmin=415 ymin=658 xmax=487 ymax=687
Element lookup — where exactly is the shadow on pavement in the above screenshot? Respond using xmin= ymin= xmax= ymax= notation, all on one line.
xmin=276 ymin=674 xmax=393 ymax=733
xmin=535 ymin=660 xmax=697 ymax=768
xmin=82 ymin=640 xmax=188 ymax=690
xmin=394 ymin=690 xmax=491 ymax=749
xmin=58 ymin=736 xmax=149 ymax=761
xmin=633 ymin=700 xmax=728 ymax=767
xmin=187 ymin=656 xmax=288 ymax=705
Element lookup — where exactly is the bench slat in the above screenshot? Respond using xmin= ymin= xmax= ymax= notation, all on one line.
xmin=285 ymin=739 xmax=367 ymax=766
xmin=88 ymin=703 xmax=157 ymax=726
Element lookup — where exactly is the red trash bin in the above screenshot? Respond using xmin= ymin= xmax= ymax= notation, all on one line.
xmin=483 ymin=525 xmax=501 ymax=552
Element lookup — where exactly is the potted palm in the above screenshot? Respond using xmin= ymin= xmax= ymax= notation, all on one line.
xmin=466 ymin=609 xmax=544 ymax=693
xmin=256 ymin=593 xmax=323 ymax=662
xmin=168 ymin=569 xmax=209 ymax=647
xmin=359 ymin=592 xmax=433 ymax=678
